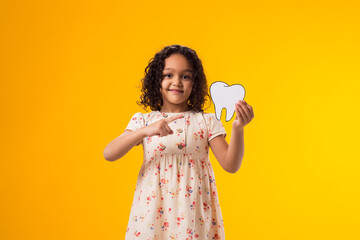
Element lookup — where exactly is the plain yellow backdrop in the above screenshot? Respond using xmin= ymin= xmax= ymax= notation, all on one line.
xmin=1 ymin=0 xmax=359 ymax=239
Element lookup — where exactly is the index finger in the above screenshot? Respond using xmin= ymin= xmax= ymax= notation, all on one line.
xmin=164 ymin=114 xmax=184 ymax=123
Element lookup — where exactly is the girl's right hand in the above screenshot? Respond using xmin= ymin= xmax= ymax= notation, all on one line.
xmin=142 ymin=114 xmax=184 ymax=137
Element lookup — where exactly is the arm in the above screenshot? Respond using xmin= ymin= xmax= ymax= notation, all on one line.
xmin=209 ymin=128 xmax=244 ymax=173
xmin=209 ymin=100 xmax=254 ymax=173
xmin=103 ymin=129 xmax=146 ymax=161
xmin=103 ymin=113 xmax=183 ymax=162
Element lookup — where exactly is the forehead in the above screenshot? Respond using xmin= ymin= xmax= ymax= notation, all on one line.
xmin=163 ymin=54 xmax=193 ymax=72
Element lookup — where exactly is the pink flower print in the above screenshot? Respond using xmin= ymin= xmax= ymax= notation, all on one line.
xmin=211 ymin=218 xmax=217 ymax=228
xmin=146 ymin=191 xmax=156 ymax=206
xmin=175 ymin=212 xmax=186 ymax=227
xmin=199 ymin=129 xmax=204 ymax=139
xmin=186 ymin=228 xmax=195 ymax=238
xmin=134 ymin=230 xmax=141 ymax=237
xmin=203 ymin=201 xmax=210 ymax=211
xmin=185 ymin=185 xmax=193 ymax=197
xmin=132 ymin=117 xmax=137 ymax=121
xmin=198 ymin=217 xmax=205 ymax=226
xmin=157 ymin=207 xmax=164 ymax=218
xmin=155 ymin=163 xmax=161 ymax=175
xmin=193 ymin=129 xmax=204 ymax=141
xmin=195 ymin=234 xmax=199 ymax=238
xmin=169 ymin=233 xmax=179 ymax=239
xmin=188 ymin=159 xmax=195 ymax=168
xmin=190 ymin=200 xmax=196 ymax=210
xmin=148 ymin=223 xmax=155 ymax=230
xmin=169 ymin=190 xmax=176 ymax=198
xmin=212 ymin=190 xmax=217 ymax=199
xmin=159 ymin=178 xmax=168 ymax=188
xmin=161 ymin=178 xmax=166 ymax=184
xmin=177 ymin=170 xmax=184 ymax=183
xmin=200 ymin=160 xmax=206 ymax=169
xmin=162 ymin=220 xmax=169 ymax=231
xmin=157 ymin=143 xmax=166 ymax=151
xmin=198 ymin=175 xmax=204 ymax=184
xmin=209 ymin=175 xmax=215 ymax=183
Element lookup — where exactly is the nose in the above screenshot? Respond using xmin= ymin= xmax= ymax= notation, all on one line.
xmin=172 ymin=75 xmax=182 ymax=86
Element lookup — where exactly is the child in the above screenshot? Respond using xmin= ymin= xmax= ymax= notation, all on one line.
xmin=104 ymin=44 xmax=254 ymax=239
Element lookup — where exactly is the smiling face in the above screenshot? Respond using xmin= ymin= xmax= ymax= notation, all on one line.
xmin=160 ymin=53 xmax=194 ymax=112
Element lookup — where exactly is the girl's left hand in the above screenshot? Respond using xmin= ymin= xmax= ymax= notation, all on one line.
xmin=233 ymin=100 xmax=254 ymax=131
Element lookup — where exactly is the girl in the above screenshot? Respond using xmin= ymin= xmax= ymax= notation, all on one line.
xmin=104 ymin=44 xmax=254 ymax=239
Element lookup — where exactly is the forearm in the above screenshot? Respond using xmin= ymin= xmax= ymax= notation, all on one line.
xmin=103 ymin=128 xmax=146 ymax=161
xmin=225 ymin=127 xmax=244 ymax=173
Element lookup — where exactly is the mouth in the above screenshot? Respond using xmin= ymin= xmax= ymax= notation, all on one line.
xmin=168 ymin=89 xmax=184 ymax=93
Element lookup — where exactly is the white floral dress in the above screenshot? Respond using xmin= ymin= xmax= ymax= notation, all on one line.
xmin=124 ymin=110 xmax=227 ymax=240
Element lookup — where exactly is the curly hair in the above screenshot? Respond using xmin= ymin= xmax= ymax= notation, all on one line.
xmin=137 ymin=44 xmax=210 ymax=112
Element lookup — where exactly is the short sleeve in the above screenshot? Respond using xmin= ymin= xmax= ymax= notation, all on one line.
xmin=124 ymin=112 xmax=145 ymax=132
xmin=205 ymin=113 xmax=227 ymax=142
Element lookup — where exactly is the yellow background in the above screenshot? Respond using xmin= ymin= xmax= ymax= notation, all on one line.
xmin=1 ymin=0 xmax=359 ymax=239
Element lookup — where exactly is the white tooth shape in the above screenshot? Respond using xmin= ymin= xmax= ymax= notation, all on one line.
xmin=209 ymin=81 xmax=245 ymax=121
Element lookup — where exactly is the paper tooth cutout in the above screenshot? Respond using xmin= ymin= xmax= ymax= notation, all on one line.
xmin=209 ymin=81 xmax=246 ymax=121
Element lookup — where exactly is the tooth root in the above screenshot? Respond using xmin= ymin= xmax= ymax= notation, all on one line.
xmin=210 ymin=81 xmax=245 ymax=122
xmin=214 ymin=105 xmax=223 ymax=121
xmin=226 ymin=105 xmax=235 ymax=121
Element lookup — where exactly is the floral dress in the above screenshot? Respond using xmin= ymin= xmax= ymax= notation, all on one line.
xmin=124 ymin=110 xmax=227 ymax=240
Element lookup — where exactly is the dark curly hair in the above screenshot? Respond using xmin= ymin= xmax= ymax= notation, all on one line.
xmin=137 ymin=44 xmax=210 ymax=112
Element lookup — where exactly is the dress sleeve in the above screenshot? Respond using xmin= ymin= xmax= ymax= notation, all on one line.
xmin=124 ymin=112 xmax=145 ymax=132
xmin=205 ymin=113 xmax=227 ymax=142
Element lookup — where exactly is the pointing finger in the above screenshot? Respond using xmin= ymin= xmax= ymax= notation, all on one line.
xmin=239 ymin=102 xmax=251 ymax=119
xmin=164 ymin=114 xmax=184 ymax=123
xmin=164 ymin=124 xmax=173 ymax=135
xmin=235 ymin=104 xmax=245 ymax=123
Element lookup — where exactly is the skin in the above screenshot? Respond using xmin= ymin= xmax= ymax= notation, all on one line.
xmin=103 ymin=54 xmax=254 ymax=173
xmin=209 ymin=99 xmax=254 ymax=173
xmin=160 ymin=53 xmax=194 ymax=113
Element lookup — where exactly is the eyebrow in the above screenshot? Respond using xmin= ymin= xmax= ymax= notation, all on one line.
xmin=164 ymin=68 xmax=193 ymax=73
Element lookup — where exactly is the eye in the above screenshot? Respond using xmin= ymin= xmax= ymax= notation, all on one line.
xmin=182 ymin=75 xmax=192 ymax=80
xmin=163 ymin=73 xmax=172 ymax=78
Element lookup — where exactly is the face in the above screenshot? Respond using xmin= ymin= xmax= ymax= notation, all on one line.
xmin=160 ymin=53 xmax=193 ymax=111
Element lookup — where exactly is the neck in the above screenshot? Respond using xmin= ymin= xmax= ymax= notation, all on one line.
xmin=160 ymin=104 xmax=190 ymax=113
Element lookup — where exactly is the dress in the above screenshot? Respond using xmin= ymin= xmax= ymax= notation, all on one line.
xmin=124 ymin=110 xmax=227 ymax=240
